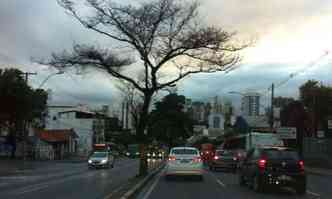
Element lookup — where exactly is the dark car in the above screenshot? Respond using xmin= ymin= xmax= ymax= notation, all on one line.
xmin=238 ymin=147 xmax=306 ymax=194
xmin=209 ymin=150 xmax=238 ymax=172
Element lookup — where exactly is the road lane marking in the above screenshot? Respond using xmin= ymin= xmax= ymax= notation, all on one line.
xmin=216 ymin=179 xmax=226 ymax=188
xmin=141 ymin=171 xmax=163 ymax=199
xmin=103 ymin=185 xmax=124 ymax=199
xmin=14 ymin=184 xmax=49 ymax=195
xmin=307 ymin=190 xmax=321 ymax=197
xmin=206 ymin=171 xmax=227 ymax=188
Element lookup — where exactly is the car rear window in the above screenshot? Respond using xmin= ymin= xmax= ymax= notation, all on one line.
xmin=216 ymin=150 xmax=232 ymax=156
xmin=171 ymin=149 xmax=198 ymax=155
xmin=263 ymin=149 xmax=299 ymax=160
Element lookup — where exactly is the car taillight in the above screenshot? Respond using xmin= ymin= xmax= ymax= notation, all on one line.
xmin=213 ymin=156 xmax=219 ymax=160
xmin=168 ymin=156 xmax=176 ymax=161
xmin=258 ymin=159 xmax=266 ymax=169
xmin=233 ymin=157 xmax=237 ymax=161
xmin=193 ymin=157 xmax=202 ymax=163
xmin=299 ymin=160 xmax=304 ymax=171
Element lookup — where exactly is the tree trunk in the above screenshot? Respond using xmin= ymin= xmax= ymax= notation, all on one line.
xmin=136 ymin=92 xmax=152 ymax=176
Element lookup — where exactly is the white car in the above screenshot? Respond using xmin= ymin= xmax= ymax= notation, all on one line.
xmin=165 ymin=147 xmax=203 ymax=180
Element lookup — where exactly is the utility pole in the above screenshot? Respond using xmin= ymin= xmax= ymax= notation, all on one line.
xmin=270 ymin=83 xmax=275 ymax=129
xmin=21 ymin=72 xmax=37 ymax=83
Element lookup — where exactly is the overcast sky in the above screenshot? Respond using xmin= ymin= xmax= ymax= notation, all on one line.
xmin=1 ymin=0 xmax=332 ymax=110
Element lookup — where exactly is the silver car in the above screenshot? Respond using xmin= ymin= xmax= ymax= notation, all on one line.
xmin=88 ymin=151 xmax=115 ymax=169
xmin=165 ymin=147 xmax=203 ymax=180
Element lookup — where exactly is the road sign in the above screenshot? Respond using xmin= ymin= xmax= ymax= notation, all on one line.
xmin=276 ymin=127 xmax=297 ymax=139
xmin=328 ymin=120 xmax=332 ymax=129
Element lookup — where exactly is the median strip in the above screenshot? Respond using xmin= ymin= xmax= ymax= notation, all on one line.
xmin=105 ymin=162 xmax=165 ymax=199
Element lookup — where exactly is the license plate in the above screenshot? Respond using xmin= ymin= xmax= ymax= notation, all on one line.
xmin=180 ymin=159 xmax=190 ymax=163
xmin=278 ymin=175 xmax=291 ymax=181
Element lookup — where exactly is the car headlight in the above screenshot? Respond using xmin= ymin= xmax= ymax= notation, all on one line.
xmin=147 ymin=153 xmax=151 ymax=157
xmin=135 ymin=152 xmax=140 ymax=155
xmin=101 ymin=159 xmax=107 ymax=164
xmin=158 ymin=154 xmax=162 ymax=157
xmin=152 ymin=153 xmax=156 ymax=157
xmin=126 ymin=152 xmax=130 ymax=156
xmin=88 ymin=160 xmax=92 ymax=164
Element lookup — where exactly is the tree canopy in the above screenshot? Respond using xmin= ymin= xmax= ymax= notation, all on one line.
xmin=148 ymin=93 xmax=193 ymax=147
xmin=0 ymin=68 xmax=48 ymax=134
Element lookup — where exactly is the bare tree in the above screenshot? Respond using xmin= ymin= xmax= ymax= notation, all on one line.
xmin=43 ymin=0 xmax=249 ymax=176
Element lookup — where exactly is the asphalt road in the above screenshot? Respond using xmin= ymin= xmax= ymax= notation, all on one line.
xmin=136 ymin=167 xmax=332 ymax=199
xmin=0 ymin=158 xmax=141 ymax=199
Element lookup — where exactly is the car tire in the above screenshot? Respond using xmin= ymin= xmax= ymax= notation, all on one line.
xmin=295 ymin=184 xmax=306 ymax=195
xmin=239 ymin=174 xmax=246 ymax=186
xmin=253 ymin=175 xmax=264 ymax=192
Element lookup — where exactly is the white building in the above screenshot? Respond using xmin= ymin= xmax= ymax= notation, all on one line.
xmin=210 ymin=96 xmax=223 ymax=114
xmin=241 ymin=92 xmax=261 ymax=116
xmin=45 ymin=105 xmax=102 ymax=156
xmin=208 ymin=113 xmax=225 ymax=130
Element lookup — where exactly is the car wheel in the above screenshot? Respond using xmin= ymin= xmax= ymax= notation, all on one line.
xmin=239 ymin=174 xmax=246 ymax=186
xmin=253 ymin=175 xmax=264 ymax=192
xmin=296 ymin=184 xmax=306 ymax=195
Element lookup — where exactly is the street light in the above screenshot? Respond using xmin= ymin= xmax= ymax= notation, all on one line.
xmin=38 ymin=71 xmax=64 ymax=89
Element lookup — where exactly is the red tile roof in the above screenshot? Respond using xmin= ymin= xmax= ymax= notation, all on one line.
xmin=36 ymin=129 xmax=78 ymax=143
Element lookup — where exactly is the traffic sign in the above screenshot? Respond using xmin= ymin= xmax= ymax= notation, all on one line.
xmin=276 ymin=127 xmax=297 ymax=139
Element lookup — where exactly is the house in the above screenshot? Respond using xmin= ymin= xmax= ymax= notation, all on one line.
xmin=34 ymin=129 xmax=78 ymax=160
xmin=45 ymin=104 xmax=110 ymax=157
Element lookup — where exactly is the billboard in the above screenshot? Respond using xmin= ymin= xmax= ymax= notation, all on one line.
xmin=276 ymin=127 xmax=297 ymax=139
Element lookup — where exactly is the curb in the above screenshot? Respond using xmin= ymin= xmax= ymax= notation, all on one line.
xmin=118 ymin=163 xmax=165 ymax=199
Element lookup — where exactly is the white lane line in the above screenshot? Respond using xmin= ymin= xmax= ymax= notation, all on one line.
xmin=206 ymin=171 xmax=227 ymax=188
xmin=307 ymin=190 xmax=321 ymax=197
xmin=141 ymin=171 xmax=163 ymax=199
xmin=216 ymin=179 xmax=226 ymax=188
xmin=14 ymin=184 xmax=49 ymax=195
xmin=103 ymin=185 xmax=124 ymax=199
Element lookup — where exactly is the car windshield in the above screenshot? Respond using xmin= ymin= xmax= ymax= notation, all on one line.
xmin=90 ymin=152 xmax=108 ymax=158
xmin=263 ymin=149 xmax=299 ymax=160
xmin=172 ymin=149 xmax=198 ymax=155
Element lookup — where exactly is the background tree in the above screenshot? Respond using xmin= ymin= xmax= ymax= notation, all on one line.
xmin=0 ymin=68 xmax=48 ymax=157
xmin=299 ymin=80 xmax=332 ymax=137
xmin=148 ymin=93 xmax=193 ymax=147
xmin=44 ymin=0 xmax=248 ymax=176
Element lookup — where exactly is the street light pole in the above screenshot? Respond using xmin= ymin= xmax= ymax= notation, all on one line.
xmin=270 ymin=83 xmax=274 ymax=129
xmin=38 ymin=71 xmax=64 ymax=89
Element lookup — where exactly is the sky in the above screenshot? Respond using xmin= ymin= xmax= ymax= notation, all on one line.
xmin=0 ymin=0 xmax=332 ymax=111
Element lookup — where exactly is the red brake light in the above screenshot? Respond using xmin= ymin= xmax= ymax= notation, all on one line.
xmin=168 ymin=156 xmax=176 ymax=161
xmin=299 ymin=160 xmax=304 ymax=171
xmin=213 ymin=156 xmax=219 ymax=160
xmin=258 ymin=159 xmax=266 ymax=169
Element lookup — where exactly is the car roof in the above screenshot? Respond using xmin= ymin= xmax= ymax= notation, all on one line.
xmin=171 ymin=147 xmax=198 ymax=150
xmin=258 ymin=146 xmax=294 ymax=151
